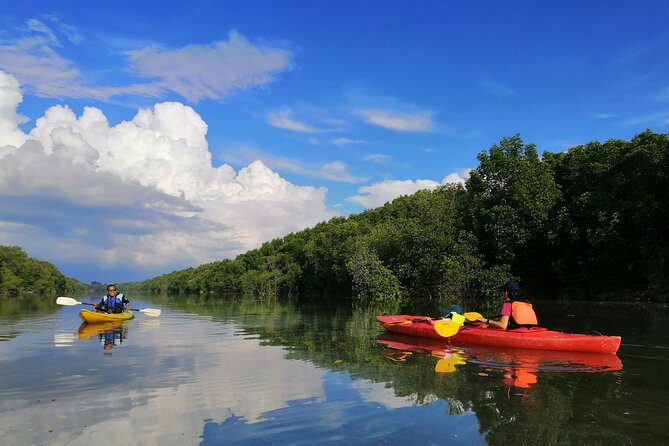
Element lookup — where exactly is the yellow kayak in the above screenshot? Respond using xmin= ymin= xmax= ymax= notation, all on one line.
xmin=79 ymin=308 xmax=134 ymax=323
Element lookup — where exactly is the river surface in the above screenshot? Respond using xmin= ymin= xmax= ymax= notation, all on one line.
xmin=1 ymin=294 xmax=668 ymax=445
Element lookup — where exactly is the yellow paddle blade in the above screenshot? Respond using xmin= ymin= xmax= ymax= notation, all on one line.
xmin=464 ymin=312 xmax=483 ymax=321
xmin=433 ymin=320 xmax=460 ymax=337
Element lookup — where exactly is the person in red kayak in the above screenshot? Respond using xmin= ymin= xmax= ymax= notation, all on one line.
xmin=477 ymin=281 xmax=537 ymax=330
xmin=95 ymin=284 xmax=130 ymax=314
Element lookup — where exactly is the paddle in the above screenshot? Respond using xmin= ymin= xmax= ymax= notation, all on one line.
xmin=56 ymin=296 xmax=161 ymax=317
xmin=464 ymin=311 xmax=483 ymax=321
xmin=463 ymin=312 xmax=503 ymax=322
xmin=383 ymin=318 xmax=428 ymax=327
xmin=383 ymin=316 xmax=463 ymax=337
xmin=433 ymin=320 xmax=461 ymax=337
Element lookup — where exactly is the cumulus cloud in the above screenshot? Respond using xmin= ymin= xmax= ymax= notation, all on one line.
xmin=347 ymin=170 xmax=469 ymax=209
xmin=0 ymin=71 xmax=332 ymax=279
xmin=347 ymin=179 xmax=441 ymax=208
xmin=355 ymin=108 xmax=433 ymax=132
xmin=441 ymin=169 xmax=470 ymax=185
xmin=0 ymin=72 xmax=29 ymax=148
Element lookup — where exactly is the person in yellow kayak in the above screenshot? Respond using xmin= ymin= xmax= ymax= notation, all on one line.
xmin=95 ymin=284 xmax=130 ymax=314
xmin=477 ymin=281 xmax=538 ymax=330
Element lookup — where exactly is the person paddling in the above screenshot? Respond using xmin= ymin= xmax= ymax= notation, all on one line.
xmin=95 ymin=284 xmax=130 ymax=314
xmin=477 ymin=281 xmax=537 ymax=330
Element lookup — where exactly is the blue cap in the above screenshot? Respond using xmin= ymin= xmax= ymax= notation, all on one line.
xmin=501 ymin=281 xmax=520 ymax=292
xmin=443 ymin=304 xmax=462 ymax=315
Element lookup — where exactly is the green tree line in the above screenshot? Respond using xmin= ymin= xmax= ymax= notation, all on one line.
xmin=133 ymin=130 xmax=669 ymax=304
xmin=0 ymin=246 xmax=85 ymax=296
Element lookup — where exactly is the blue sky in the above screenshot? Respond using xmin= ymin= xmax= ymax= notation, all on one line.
xmin=1 ymin=1 xmax=668 ymax=283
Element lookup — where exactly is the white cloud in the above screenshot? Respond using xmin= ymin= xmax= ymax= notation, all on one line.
xmin=222 ymin=145 xmax=365 ymax=183
xmin=592 ymin=113 xmax=616 ymax=119
xmin=332 ymin=137 xmax=365 ymax=146
xmin=0 ymin=25 xmax=291 ymax=103
xmin=0 ymin=32 xmax=161 ymax=100
xmin=267 ymin=108 xmax=321 ymax=133
xmin=26 ymin=19 xmax=59 ymax=45
xmin=362 ymin=153 xmax=392 ymax=164
xmin=129 ymin=31 xmax=294 ymax=102
xmin=0 ymin=71 xmax=333 ymax=277
xmin=0 ymin=71 xmax=29 ymax=148
xmin=347 ymin=169 xmax=469 ymax=209
xmin=441 ymin=169 xmax=470 ymax=185
xmin=355 ymin=108 xmax=433 ymax=132
xmin=347 ymin=179 xmax=441 ymax=208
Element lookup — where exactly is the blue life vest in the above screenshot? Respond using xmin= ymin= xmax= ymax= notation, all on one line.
xmin=100 ymin=293 xmax=126 ymax=312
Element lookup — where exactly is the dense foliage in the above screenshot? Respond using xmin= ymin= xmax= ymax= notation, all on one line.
xmin=134 ymin=130 xmax=669 ymax=303
xmin=0 ymin=246 xmax=85 ymax=296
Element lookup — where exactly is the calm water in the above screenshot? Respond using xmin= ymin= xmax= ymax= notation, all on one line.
xmin=1 ymin=294 xmax=668 ymax=445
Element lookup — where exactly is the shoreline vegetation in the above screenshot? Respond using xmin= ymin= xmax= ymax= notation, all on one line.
xmin=131 ymin=131 xmax=669 ymax=305
xmin=2 ymin=131 xmax=667 ymax=304
xmin=0 ymin=246 xmax=85 ymax=296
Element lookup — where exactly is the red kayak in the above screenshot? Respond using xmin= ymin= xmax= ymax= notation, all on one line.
xmin=377 ymin=315 xmax=621 ymax=353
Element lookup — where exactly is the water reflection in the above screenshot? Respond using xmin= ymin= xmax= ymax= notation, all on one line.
xmin=77 ymin=321 xmax=129 ymax=352
xmin=377 ymin=332 xmax=623 ymax=389
xmin=1 ymin=294 xmax=667 ymax=445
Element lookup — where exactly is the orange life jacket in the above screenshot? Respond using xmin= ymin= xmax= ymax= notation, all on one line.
xmin=510 ymin=301 xmax=538 ymax=326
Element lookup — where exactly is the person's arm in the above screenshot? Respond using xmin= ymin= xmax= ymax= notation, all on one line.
xmin=476 ymin=315 xmax=509 ymax=329
xmin=478 ymin=303 xmax=511 ymax=329
xmin=487 ymin=315 xmax=509 ymax=329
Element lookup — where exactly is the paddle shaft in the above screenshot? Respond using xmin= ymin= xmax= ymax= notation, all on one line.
xmin=463 ymin=312 xmax=502 ymax=322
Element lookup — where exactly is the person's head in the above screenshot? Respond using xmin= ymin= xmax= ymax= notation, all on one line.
xmin=107 ymin=284 xmax=117 ymax=295
xmin=500 ymin=281 xmax=521 ymax=301
xmin=104 ymin=342 xmax=113 ymax=350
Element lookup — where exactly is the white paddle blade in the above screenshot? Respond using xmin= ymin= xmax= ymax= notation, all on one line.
xmin=56 ymin=296 xmax=81 ymax=306
xmin=139 ymin=308 xmax=161 ymax=317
